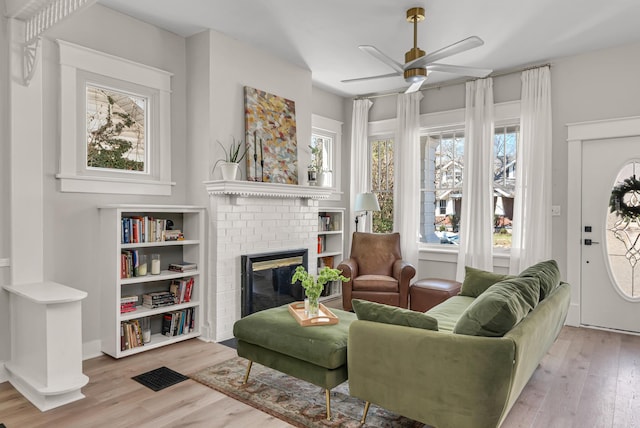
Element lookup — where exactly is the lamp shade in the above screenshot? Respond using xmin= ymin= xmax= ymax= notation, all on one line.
xmin=354 ymin=192 xmax=381 ymax=212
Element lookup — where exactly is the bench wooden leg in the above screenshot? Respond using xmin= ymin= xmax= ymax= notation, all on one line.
xmin=325 ymin=389 xmax=331 ymax=420
xmin=243 ymin=360 xmax=253 ymax=384
xmin=361 ymin=401 xmax=371 ymax=424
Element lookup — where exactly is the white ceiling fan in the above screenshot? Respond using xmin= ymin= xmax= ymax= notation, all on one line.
xmin=342 ymin=7 xmax=492 ymax=93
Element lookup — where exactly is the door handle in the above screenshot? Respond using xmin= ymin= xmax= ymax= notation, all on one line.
xmin=584 ymin=239 xmax=600 ymax=245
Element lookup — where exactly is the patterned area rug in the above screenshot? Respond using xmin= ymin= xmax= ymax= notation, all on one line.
xmin=191 ymin=357 xmax=425 ymax=428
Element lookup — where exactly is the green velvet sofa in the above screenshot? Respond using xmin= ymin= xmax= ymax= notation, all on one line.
xmin=347 ymin=260 xmax=571 ymax=428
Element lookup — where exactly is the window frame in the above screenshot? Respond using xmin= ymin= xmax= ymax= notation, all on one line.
xmin=311 ymin=114 xmax=343 ymax=200
xmin=367 ymin=100 xmax=521 ymax=253
xmin=57 ymin=40 xmax=174 ymax=195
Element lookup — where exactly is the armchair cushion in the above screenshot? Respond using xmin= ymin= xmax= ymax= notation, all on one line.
xmin=460 ymin=266 xmax=512 ymax=298
xmin=352 ymin=299 xmax=438 ymax=331
xmin=454 ymin=277 xmax=541 ymax=337
xmin=353 ymin=275 xmax=398 ymax=291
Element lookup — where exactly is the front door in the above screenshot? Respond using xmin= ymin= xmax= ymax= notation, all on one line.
xmin=581 ymin=136 xmax=640 ymax=333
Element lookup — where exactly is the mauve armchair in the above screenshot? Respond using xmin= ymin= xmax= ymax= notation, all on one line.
xmin=337 ymin=232 xmax=416 ymax=312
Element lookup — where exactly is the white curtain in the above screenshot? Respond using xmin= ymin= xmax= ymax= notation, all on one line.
xmin=394 ymin=92 xmax=423 ymax=268
xmin=350 ymin=98 xmax=373 ymax=233
xmin=456 ymin=78 xmax=495 ymax=281
xmin=509 ymin=67 xmax=552 ymax=273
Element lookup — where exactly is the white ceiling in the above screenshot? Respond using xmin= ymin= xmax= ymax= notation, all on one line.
xmin=97 ymin=0 xmax=640 ymax=97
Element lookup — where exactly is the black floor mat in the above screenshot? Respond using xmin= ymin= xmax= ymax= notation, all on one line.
xmin=132 ymin=366 xmax=189 ymax=391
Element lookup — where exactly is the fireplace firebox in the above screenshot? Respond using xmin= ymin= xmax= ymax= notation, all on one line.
xmin=241 ymin=249 xmax=308 ymax=317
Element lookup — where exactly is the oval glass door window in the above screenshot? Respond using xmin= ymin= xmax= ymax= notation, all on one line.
xmin=606 ymin=161 xmax=640 ymax=299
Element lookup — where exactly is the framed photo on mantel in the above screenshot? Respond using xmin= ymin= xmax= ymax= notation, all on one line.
xmin=244 ymin=86 xmax=298 ymax=184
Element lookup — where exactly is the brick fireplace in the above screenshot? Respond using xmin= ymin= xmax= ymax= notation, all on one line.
xmin=205 ymin=181 xmax=331 ymax=341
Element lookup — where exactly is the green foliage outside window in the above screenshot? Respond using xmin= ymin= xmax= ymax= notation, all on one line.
xmin=87 ymin=87 xmax=145 ymax=171
xmin=371 ymin=139 xmax=394 ymax=233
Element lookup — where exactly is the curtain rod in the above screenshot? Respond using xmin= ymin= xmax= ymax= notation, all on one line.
xmin=354 ymin=62 xmax=551 ymax=100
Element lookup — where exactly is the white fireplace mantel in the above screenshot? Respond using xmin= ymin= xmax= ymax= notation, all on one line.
xmin=204 ymin=180 xmax=332 ymax=200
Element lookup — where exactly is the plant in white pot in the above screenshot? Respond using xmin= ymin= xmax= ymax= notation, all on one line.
xmin=291 ymin=266 xmax=349 ymax=317
xmin=213 ymin=138 xmax=248 ymax=180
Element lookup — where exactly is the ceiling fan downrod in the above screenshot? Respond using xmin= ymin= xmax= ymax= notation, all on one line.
xmin=404 ymin=7 xmax=427 ymax=83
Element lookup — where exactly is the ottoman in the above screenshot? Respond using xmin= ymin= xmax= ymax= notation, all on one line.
xmin=409 ymin=278 xmax=462 ymax=312
xmin=233 ymin=304 xmax=356 ymax=420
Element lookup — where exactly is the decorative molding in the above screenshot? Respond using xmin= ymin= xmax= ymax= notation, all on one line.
xmin=204 ymin=180 xmax=332 ymax=200
xmin=12 ymin=0 xmax=96 ymax=85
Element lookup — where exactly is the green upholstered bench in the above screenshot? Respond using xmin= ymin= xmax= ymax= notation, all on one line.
xmin=233 ymin=304 xmax=356 ymax=420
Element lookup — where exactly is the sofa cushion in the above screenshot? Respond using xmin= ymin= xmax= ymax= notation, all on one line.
xmin=518 ymin=259 xmax=561 ymax=301
xmin=352 ymin=299 xmax=438 ymax=331
xmin=453 ymin=277 xmax=541 ymax=337
xmin=459 ymin=266 xmax=512 ymax=298
xmin=426 ymin=295 xmax=476 ymax=333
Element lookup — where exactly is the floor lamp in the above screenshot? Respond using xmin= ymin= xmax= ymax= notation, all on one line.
xmin=354 ymin=192 xmax=381 ymax=232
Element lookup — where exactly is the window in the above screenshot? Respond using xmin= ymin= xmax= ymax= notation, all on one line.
xmin=57 ymin=40 xmax=173 ymax=195
xmin=86 ymin=84 xmax=147 ymax=173
xmin=311 ymin=114 xmax=342 ymax=197
xmin=420 ymin=125 xmax=520 ymax=247
xmin=371 ymin=138 xmax=394 ymax=233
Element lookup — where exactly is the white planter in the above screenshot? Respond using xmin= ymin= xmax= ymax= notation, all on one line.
xmin=220 ymin=162 xmax=240 ymax=180
xmin=319 ymin=170 xmax=333 ymax=187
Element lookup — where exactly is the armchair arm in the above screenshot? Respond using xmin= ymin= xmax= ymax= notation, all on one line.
xmin=392 ymin=259 xmax=416 ymax=309
xmin=337 ymin=259 xmax=358 ymax=311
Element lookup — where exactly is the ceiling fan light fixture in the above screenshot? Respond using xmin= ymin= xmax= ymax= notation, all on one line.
xmin=404 ymin=67 xmax=427 ymax=84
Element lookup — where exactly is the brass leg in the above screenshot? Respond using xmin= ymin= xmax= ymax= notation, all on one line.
xmin=243 ymin=360 xmax=253 ymax=384
xmin=325 ymin=389 xmax=331 ymax=420
xmin=361 ymin=401 xmax=371 ymax=424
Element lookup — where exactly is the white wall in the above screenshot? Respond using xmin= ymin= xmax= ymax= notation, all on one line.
xmin=0 ymin=0 xmax=11 ymax=365
xmin=32 ymin=4 xmax=187 ymax=356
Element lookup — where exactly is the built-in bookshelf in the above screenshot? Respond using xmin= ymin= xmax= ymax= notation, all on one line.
xmin=317 ymin=208 xmax=345 ymax=299
xmin=99 ymin=205 xmax=205 ymax=358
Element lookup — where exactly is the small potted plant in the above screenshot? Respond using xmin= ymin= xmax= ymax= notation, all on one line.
xmin=291 ymin=265 xmax=349 ymax=316
xmin=213 ymin=137 xmax=248 ymax=180
xmin=307 ymin=144 xmax=321 ymax=186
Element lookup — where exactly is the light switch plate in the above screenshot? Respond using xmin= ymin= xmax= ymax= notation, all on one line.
xmin=551 ymin=205 xmax=561 ymax=216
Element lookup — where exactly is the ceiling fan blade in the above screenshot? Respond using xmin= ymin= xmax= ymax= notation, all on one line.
xmin=359 ymin=45 xmax=404 ymax=73
xmin=404 ymin=80 xmax=424 ymax=94
xmin=406 ymin=36 xmax=484 ymax=69
xmin=426 ymin=63 xmax=492 ymax=78
xmin=341 ymin=72 xmax=401 ymax=83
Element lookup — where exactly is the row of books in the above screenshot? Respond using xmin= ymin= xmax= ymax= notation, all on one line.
xmin=121 ymin=319 xmax=144 ymax=351
xmin=317 ymin=235 xmax=326 ymax=253
xmin=162 ymin=308 xmax=196 ymax=337
xmin=140 ymin=277 xmax=195 ymax=309
xmin=121 ymin=295 xmax=139 ymax=314
xmin=121 ymin=249 xmax=142 ymax=279
xmin=318 ymin=215 xmax=337 ymax=231
xmin=121 ymin=216 xmax=184 ymax=244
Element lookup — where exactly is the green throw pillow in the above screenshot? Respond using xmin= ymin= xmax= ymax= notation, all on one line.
xmin=453 ymin=277 xmax=541 ymax=337
xmin=352 ymin=299 xmax=438 ymax=331
xmin=460 ymin=266 xmax=513 ymax=298
xmin=518 ymin=259 xmax=561 ymax=301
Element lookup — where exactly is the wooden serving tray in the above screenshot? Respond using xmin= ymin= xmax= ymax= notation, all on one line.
xmin=288 ymin=302 xmax=339 ymax=327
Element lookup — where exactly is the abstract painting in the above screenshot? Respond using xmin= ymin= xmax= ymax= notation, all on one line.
xmin=244 ymin=86 xmax=298 ymax=184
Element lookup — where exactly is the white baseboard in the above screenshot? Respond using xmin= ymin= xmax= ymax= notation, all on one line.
xmin=0 ymin=360 xmax=8 ymax=383
xmin=82 ymin=340 xmax=103 ymax=360
xmin=566 ymin=302 xmax=580 ymax=327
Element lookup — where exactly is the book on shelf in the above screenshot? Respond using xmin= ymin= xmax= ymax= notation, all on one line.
xmin=169 ymin=277 xmax=194 ymax=304
xmin=121 ymin=216 xmax=180 ymax=244
xmin=168 ymin=261 xmax=197 ymax=272
xmin=161 ymin=307 xmax=195 ymax=337
xmin=317 ymin=236 xmax=326 ymax=253
xmin=162 ymin=230 xmax=184 ymax=241
xmin=142 ymin=291 xmax=176 ymax=308
xmin=120 ymin=319 xmax=144 ymax=351
xmin=319 ymin=255 xmax=334 ymax=269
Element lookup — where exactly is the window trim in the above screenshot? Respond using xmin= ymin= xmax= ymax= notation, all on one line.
xmin=56 ymin=40 xmax=174 ymax=195
xmin=312 ymin=114 xmax=343 ymax=201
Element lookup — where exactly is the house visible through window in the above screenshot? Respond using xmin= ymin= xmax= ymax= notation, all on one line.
xmin=420 ymin=125 xmax=519 ymax=247
xmin=86 ymin=84 xmax=148 ymax=173
xmin=370 ymin=138 xmax=394 ymax=233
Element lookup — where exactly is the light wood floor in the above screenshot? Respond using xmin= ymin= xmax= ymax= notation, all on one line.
xmin=1 ymin=326 xmax=639 ymax=428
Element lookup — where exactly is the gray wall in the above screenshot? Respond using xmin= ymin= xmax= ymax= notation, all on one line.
xmin=0 ymin=0 xmax=11 ymax=364
xmin=40 ymin=4 xmax=188 ymax=354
